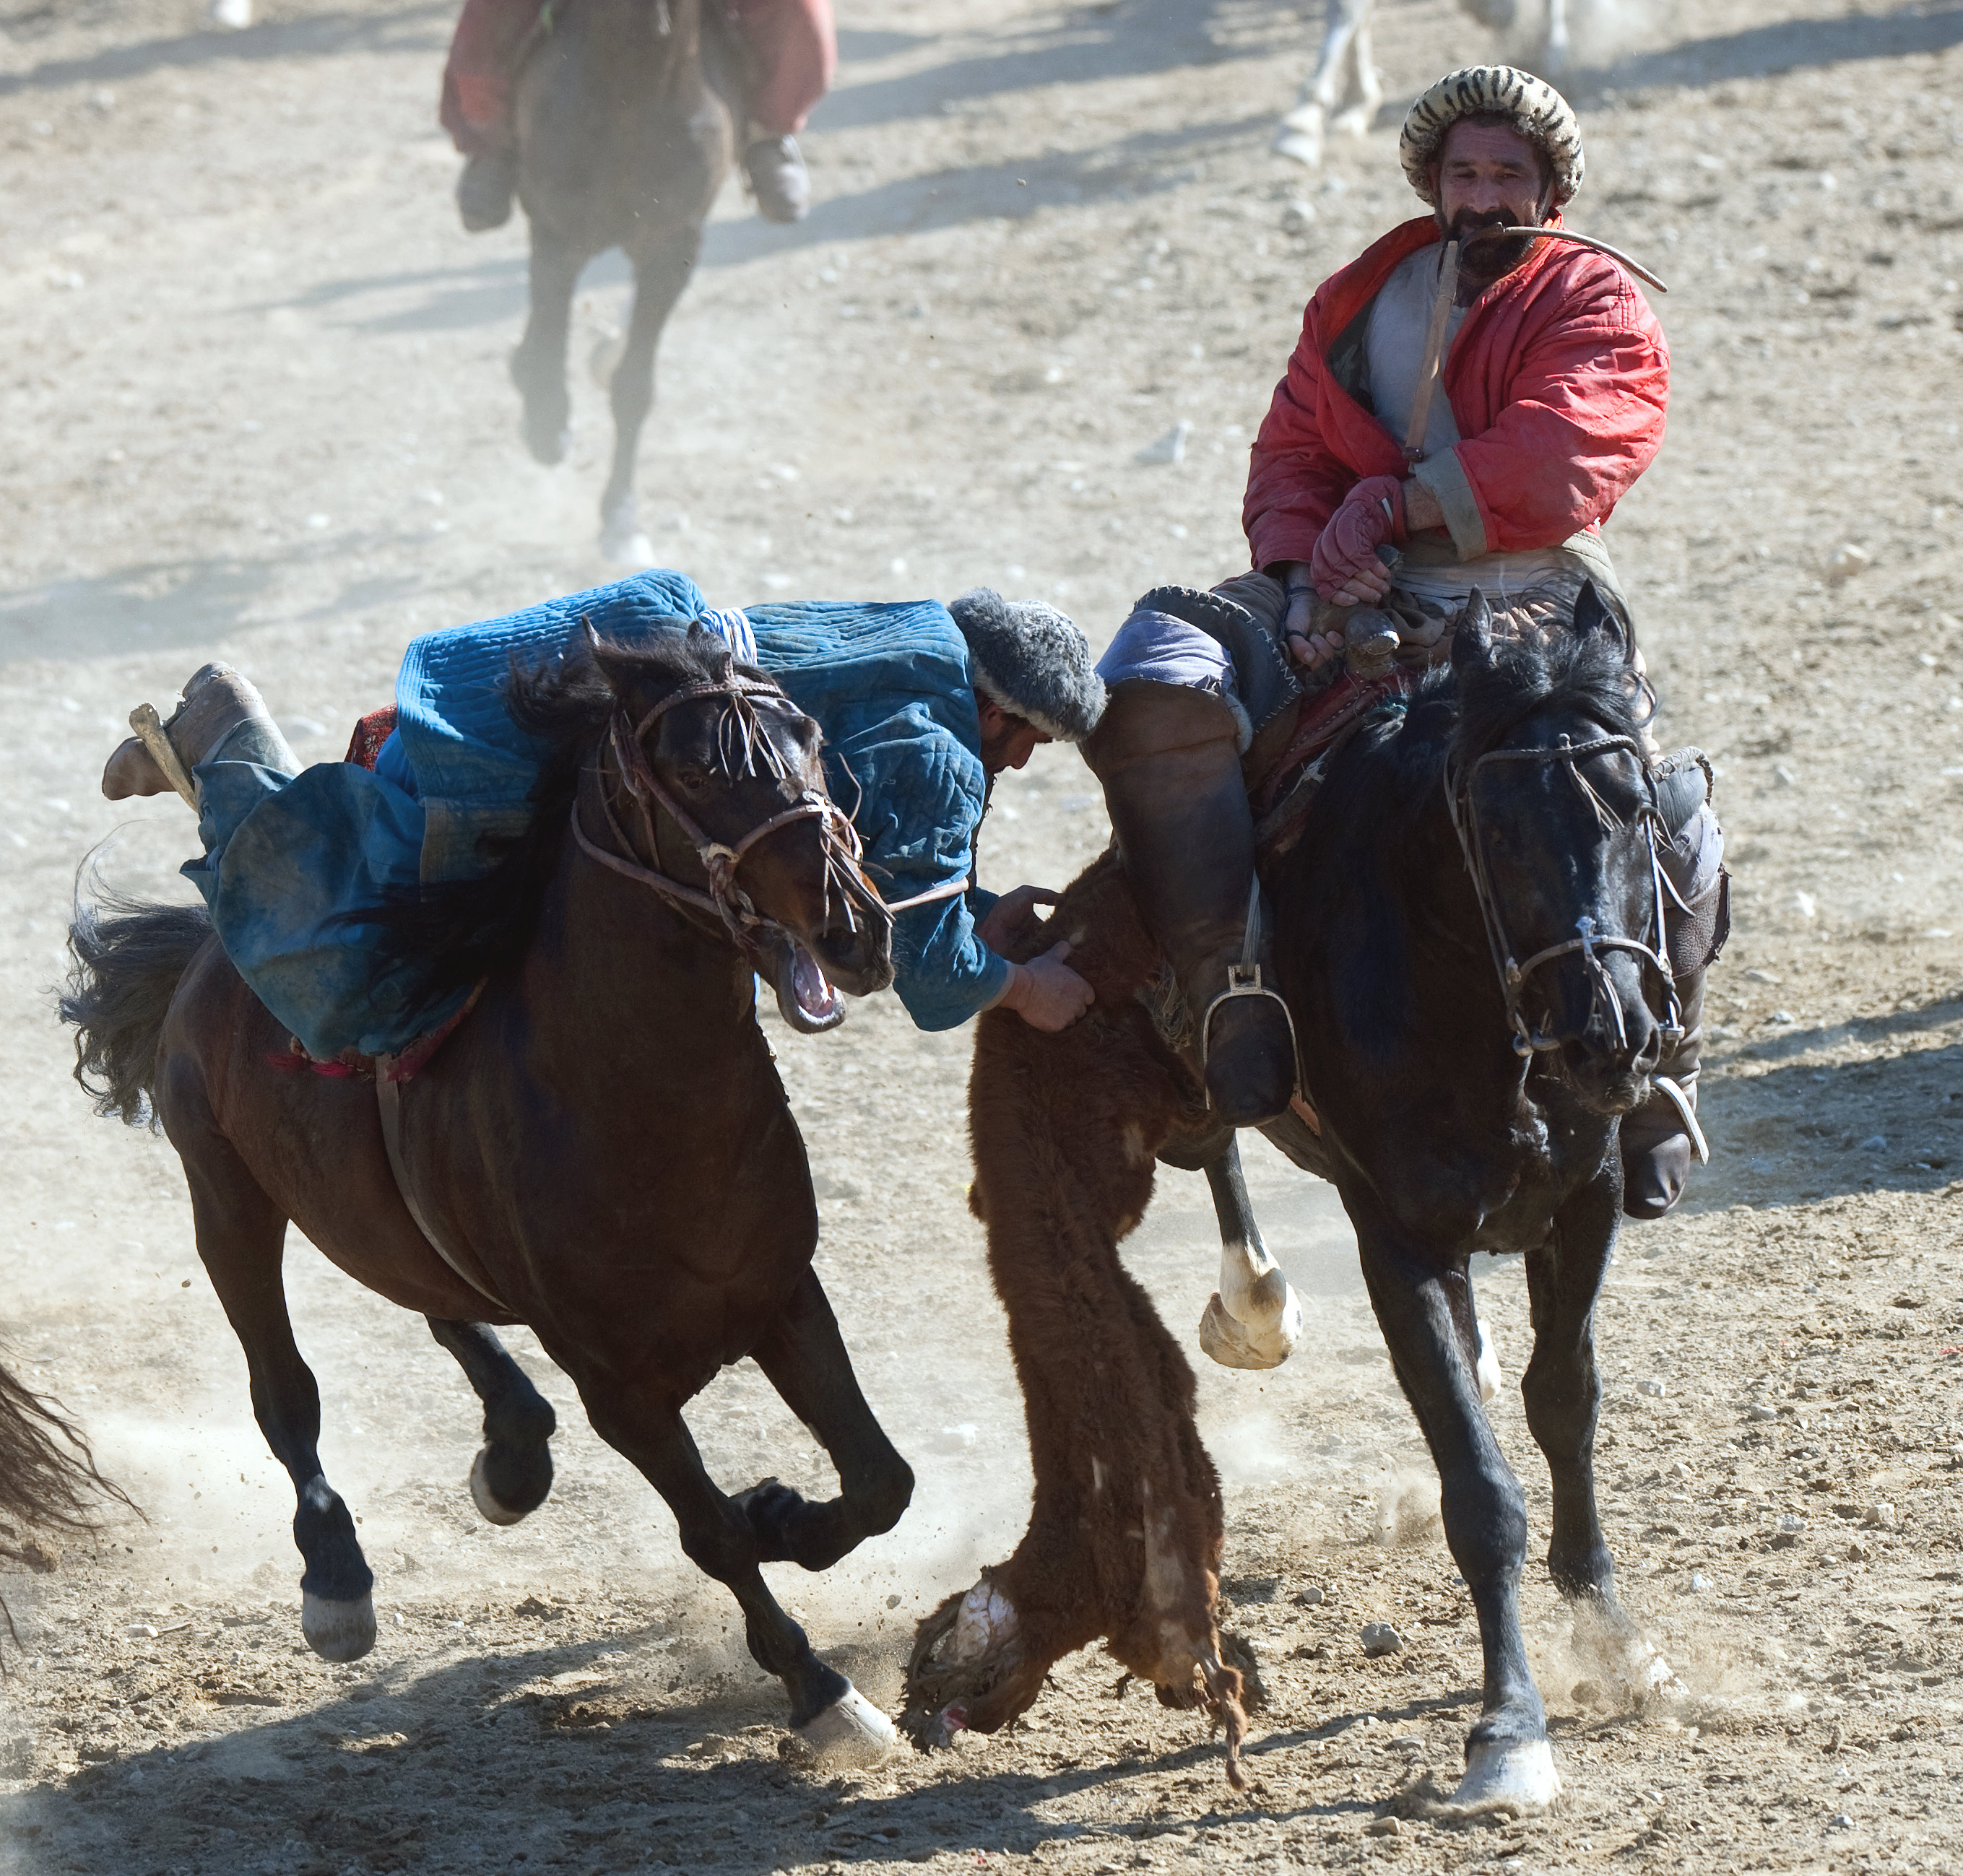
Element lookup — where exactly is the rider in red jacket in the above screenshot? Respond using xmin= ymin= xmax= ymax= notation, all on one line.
xmin=441 ymin=0 xmax=835 ymax=230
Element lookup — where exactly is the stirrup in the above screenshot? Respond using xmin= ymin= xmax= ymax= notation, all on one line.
xmin=1197 ymin=877 xmax=1301 ymax=1083
xmin=1647 ymin=1074 xmax=1709 ymax=1165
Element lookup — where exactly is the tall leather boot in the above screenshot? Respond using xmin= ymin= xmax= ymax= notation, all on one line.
xmin=102 ymin=664 xmax=298 ymax=802
xmin=1619 ymin=964 xmax=1707 ymax=1219
xmin=1084 ymin=682 xmax=1297 ymax=1129
xmin=1620 ymin=762 xmax=1727 ymax=1219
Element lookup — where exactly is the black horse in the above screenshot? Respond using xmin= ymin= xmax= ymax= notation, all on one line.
xmin=907 ymin=588 xmax=1696 ymax=1803
xmin=62 ymin=628 xmax=914 ymax=1758
xmin=509 ymin=0 xmax=732 ymax=561
xmin=1251 ymin=588 xmax=1684 ymax=1805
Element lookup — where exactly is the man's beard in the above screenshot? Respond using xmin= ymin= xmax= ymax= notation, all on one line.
xmin=1444 ymin=207 xmax=1538 ymax=282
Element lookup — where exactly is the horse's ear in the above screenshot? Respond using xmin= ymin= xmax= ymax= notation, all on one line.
xmin=1450 ymin=589 xmax=1493 ymax=676
xmin=1572 ymin=578 xmax=1611 ymax=641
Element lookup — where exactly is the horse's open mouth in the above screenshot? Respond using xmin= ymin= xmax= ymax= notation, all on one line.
xmin=766 ymin=936 xmax=847 ymax=1034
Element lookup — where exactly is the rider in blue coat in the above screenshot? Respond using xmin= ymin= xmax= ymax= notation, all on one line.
xmin=98 ymin=570 xmax=1104 ymax=1059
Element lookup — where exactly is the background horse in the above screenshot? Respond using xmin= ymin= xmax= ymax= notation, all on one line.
xmin=1277 ymin=0 xmax=1595 ymax=168
xmin=510 ymin=0 xmax=732 ymax=563
xmin=909 ymin=591 xmax=1684 ymax=1806
xmin=61 ymin=629 xmax=912 ymax=1759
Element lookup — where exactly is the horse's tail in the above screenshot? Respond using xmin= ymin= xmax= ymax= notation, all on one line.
xmin=0 ymin=1360 xmax=132 ymax=1540
xmin=58 ymin=887 xmax=212 ymax=1126
xmin=0 ymin=1360 xmax=139 ymax=1657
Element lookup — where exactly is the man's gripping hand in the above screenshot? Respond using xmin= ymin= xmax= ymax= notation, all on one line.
xmin=1310 ymin=474 xmax=1405 ymax=605
xmin=976 ymin=884 xmax=1060 ymax=952
xmin=998 ymin=942 xmax=1094 ymax=1032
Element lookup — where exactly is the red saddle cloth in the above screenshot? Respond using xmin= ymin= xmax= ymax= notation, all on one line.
xmin=344 ymin=706 xmax=398 ymax=772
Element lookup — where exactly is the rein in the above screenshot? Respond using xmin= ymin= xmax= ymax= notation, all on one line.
xmin=1445 ymin=730 xmax=1684 ymax=1062
xmin=568 ymin=673 xmax=890 ymax=961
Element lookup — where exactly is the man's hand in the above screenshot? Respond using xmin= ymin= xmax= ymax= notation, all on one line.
xmin=1277 ymin=567 xmax=1346 ymax=674
xmin=1309 ymin=474 xmax=1405 ymax=605
xmin=976 ymin=884 xmax=1060 ymax=952
xmin=998 ymin=942 xmax=1094 ymax=1032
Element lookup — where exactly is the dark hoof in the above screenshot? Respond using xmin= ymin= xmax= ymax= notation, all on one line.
xmin=732 ymin=1477 xmax=810 ymax=1562
xmin=1203 ymin=998 xmax=1296 ymax=1130
xmin=520 ymin=413 xmax=571 ymax=466
xmin=457 ymin=152 xmax=516 ymax=233
xmin=469 ymin=1442 xmax=551 ymax=1526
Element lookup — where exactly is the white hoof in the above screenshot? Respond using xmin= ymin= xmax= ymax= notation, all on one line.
xmin=794 ymin=1682 xmax=898 ymax=1768
xmin=301 ymin=1591 xmax=376 ymax=1663
xmin=602 ymin=530 xmax=657 ymax=569
xmin=469 ymin=1448 xmax=529 ymax=1527
xmin=1198 ymin=1285 xmax=1300 ymax=1370
xmin=1475 ymin=1316 xmax=1503 ymax=1404
xmin=1273 ymin=127 xmax=1324 ymax=168
xmin=1331 ymin=103 xmax=1374 ymax=138
xmin=1450 ymin=1737 xmax=1561 ymax=1814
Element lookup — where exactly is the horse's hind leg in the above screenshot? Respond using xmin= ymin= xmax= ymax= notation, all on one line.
xmin=1277 ymin=0 xmax=1370 ymax=165
xmin=511 ymin=227 xmax=581 ymax=465
xmin=1195 ymin=1137 xmax=1302 ymax=1370
xmin=732 ymin=1267 xmax=914 ymax=1572
xmin=597 ymin=223 xmax=703 ymax=565
xmin=579 ymin=1382 xmax=895 ymax=1761
xmin=428 ymin=1320 xmax=557 ymax=1527
xmin=1522 ymin=1181 xmax=1676 ymax=1698
xmin=177 ymin=1121 xmax=375 ymax=1662
xmin=1353 ymin=1207 xmax=1556 ymax=1812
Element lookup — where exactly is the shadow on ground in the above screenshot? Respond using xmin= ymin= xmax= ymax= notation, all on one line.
xmin=1689 ymin=997 xmax=1963 ymax=1213
xmin=0 ymin=1621 xmax=1479 ymax=1874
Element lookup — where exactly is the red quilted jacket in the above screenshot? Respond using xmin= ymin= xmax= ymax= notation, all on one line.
xmin=1243 ymin=216 xmax=1670 ymax=571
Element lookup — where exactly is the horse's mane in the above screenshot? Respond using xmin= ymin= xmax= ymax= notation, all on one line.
xmin=1331 ymin=625 xmax=1650 ymax=830
xmin=349 ymin=621 xmax=745 ymax=998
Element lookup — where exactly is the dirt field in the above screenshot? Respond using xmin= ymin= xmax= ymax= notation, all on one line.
xmin=3 ymin=0 xmax=1962 ymax=1870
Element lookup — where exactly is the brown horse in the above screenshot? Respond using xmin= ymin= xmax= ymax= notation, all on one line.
xmin=61 ymin=627 xmax=914 ymax=1757
xmin=510 ymin=0 xmax=732 ymax=563
xmin=899 ymin=854 xmax=1252 ymax=1786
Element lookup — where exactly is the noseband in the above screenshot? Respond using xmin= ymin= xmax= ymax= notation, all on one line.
xmin=568 ymin=673 xmax=890 ymax=960
xmin=1445 ymin=731 xmax=1684 ymax=1062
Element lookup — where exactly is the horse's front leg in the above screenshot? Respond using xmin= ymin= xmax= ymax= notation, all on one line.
xmin=578 ymin=1378 xmax=896 ymax=1764
xmin=428 ymin=1319 xmax=557 ymax=1526
xmin=733 ymin=1267 xmax=914 ymax=1571
xmin=1276 ymin=0 xmax=1372 ymax=165
xmin=1353 ymin=1203 xmax=1558 ymax=1813
xmin=1195 ymin=1137 xmax=1302 ymax=1369
xmin=598 ymin=222 xmax=703 ymax=565
xmin=1543 ymin=0 xmax=1571 ymax=75
xmin=173 ymin=1100 xmax=376 ymax=1662
xmin=511 ymin=227 xmax=581 ymax=465
xmin=1522 ymin=1173 xmax=1678 ymax=1700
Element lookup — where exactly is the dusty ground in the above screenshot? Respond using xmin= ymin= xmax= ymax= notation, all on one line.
xmin=3 ymin=0 xmax=1962 ymax=1870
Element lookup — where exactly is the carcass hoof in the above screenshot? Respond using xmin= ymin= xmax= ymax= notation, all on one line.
xmin=469 ymin=1446 xmax=535 ymax=1527
xmin=1197 ymin=1282 xmax=1301 ymax=1370
xmin=301 ymin=1591 xmax=377 ymax=1663
xmin=1449 ymin=1738 xmax=1561 ymax=1815
xmin=791 ymin=1683 xmax=898 ymax=1769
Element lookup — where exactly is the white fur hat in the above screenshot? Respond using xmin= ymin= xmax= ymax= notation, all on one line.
xmin=1400 ymin=65 xmax=1585 ymax=207
xmin=947 ymin=589 xmax=1105 ymax=744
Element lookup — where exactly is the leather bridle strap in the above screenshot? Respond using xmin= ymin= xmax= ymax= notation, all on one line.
xmin=1446 ymin=731 xmax=1682 ymax=1061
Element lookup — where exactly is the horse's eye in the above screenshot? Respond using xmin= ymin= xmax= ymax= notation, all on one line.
xmin=672 ymin=764 xmax=713 ymax=796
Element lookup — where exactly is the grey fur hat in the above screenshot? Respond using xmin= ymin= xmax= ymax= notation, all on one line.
xmin=948 ymin=589 xmax=1106 ymax=744
xmin=1400 ymin=65 xmax=1585 ymax=207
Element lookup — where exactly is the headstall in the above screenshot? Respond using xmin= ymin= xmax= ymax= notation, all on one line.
xmin=1444 ymin=730 xmax=1688 ymax=1062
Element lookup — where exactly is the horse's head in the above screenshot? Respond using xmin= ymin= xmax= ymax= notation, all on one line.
xmin=588 ymin=624 xmax=896 ymax=1029
xmin=1446 ymin=586 xmax=1675 ymax=1115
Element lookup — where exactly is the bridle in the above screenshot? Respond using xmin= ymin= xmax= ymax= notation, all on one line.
xmin=1445 ymin=729 xmax=1685 ymax=1063
xmin=568 ymin=671 xmax=891 ymax=961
